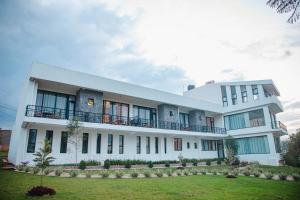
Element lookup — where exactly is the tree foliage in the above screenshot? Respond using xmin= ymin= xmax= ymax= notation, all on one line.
xmin=267 ymin=0 xmax=300 ymax=23
xmin=33 ymin=139 xmax=55 ymax=186
xmin=66 ymin=118 xmax=82 ymax=166
xmin=283 ymin=130 xmax=300 ymax=167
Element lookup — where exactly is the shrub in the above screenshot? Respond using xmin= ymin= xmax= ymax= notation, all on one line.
xmin=279 ymin=173 xmax=287 ymax=181
xmin=69 ymin=170 xmax=78 ymax=178
xmin=254 ymin=172 xmax=260 ymax=177
xmin=27 ymin=186 xmax=56 ymax=196
xmin=165 ymin=162 xmax=170 ymax=168
xmin=33 ymin=167 xmax=40 ymax=174
xmin=43 ymin=167 xmax=51 ymax=175
xmin=206 ymin=160 xmax=211 ymax=166
xmin=192 ymin=161 xmax=198 ymax=166
xmin=125 ymin=161 xmax=131 ymax=169
xmin=265 ymin=173 xmax=273 ymax=180
xmin=131 ymin=172 xmax=139 ymax=178
xmin=226 ymin=174 xmax=237 ymax=178
xmin=115 ymin=172 xmax=124 ymax=178
xmin=212 ymin=171 xmax=217 ymax=175
xmin=155 ymin=171 xmax=163 ymax=177
xmin=176 ymin=171 xmax=182 ymax=176
xmin=143 ymin=171 xmax=151 ymax=178
xmin=24 ymin=166 xmax=30 ymax=173
xmin=243 ymin=171 xmax=251 ymax=176
xmin=217 ymin=159 xmax=222 ymax=165
xmin=200 ymin=170 xmax=207 ymax=175
xmin=191 ymin=170 xmax=198 ymax=175
xmin=177 ymin=166 xmax=184 ymax=170
xmin=183 ymin=170 xmax=189 ymax=176
xmin=55 ymin=168 xmax=63 ymax=176
xmin=167 ymin=170 xmax=173 ymax=176
xmin=85 ymin=160 xmax=101 ymax=166
xmin=104 ymin=159 xmax=110 ymax=169
xmin=79 ymin=160 xmax=86 ymax=170
xmin=292 ymin=174 xmax=300 ymax=181
xmin=148 ymin=162 xmax=153 ymax=168
xmin=240 ymin=161 xmax=249 ymax=167
xmin=223 ymin=171 xmax=229 ymax=176
xmin=182 ymin=162 xmax=187 ymax=167
xmin=85 ymin=171 xmax=92 ymax=178
xmin=101 ymin=171 xmax=110 ymax=178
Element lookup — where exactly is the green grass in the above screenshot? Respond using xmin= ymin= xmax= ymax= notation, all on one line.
xmin=0 ymin=151 xmax=8 ymax=157
xmin=1 ymin=170 xmax=300 ymax=200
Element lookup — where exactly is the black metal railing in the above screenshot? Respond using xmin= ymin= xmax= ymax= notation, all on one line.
xmin=271 ymin=121 xmax=287 ymax=132
xmin=25 ymin=105 xmax=227 ymax=134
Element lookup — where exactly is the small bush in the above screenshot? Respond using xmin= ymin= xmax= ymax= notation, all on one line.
xmin=43 ymin=168 xmax=51 ymax=175
xmin=125 ymin=161 xmax=131 ymax=169
xmin=184 ymin=170 xmax=189 ymax=176
xmin=55 ymin=168 xmax=63 ymax=176
xmin=101 ymin=172 xmax=110 ymax=178
xmin=33 ymin=167 xmax=40 ymax=174
xmin=200 ymin=170 xmax=207 ymax=175
xmin=104 ymin=159 xmax=110 ymax=169
xmin=155 ymin=171 xmax=163 ymax=178
xmin=223 ymin=171 xmax=229 ymax=176
xmin=217 ymin=159 xmax=222 ymax=165
xmin=279 ymin=173 xmax=287 ymax=181
xmin=243 ymin=171 xmax=251 ymax=176
xmin=191 ymin=170 xmax=198 ymax=175
xmin=226 ymin=174 xmax=237 ymax=178
xmin=192 ymin=161 xmax=198 ymax=166
xmin=24 ymin=166 xmax=30 ymax=173
xmin=131 ymin=172 xmax=139 ymax=178
xmin=85 ymin=171 xmax=92 ymax=178
xmin=254 ymin=172 xmax=260 ymax=177
xmin=212 ymin=171 xmax=217 ymax=175
xmin=292 ymin=174 xmax=300 ymax=181
xmin=79 ymin=160 xmax=86 ymax=170
xmin=115 ymin=172 xmax=124 ymax=178
xmin=69 ymin=170 xmax=78 ymax=177
xmin=27 ymin=186 xmax=56 ymax=196
xmin=206 ymin=160 xmax=211 ymax=166
xmin=143 ymin=171 xmax=151 ymax=178
xmin=148 ymin=162 xmax=153 ymax=168
xmin=265 ymin=173 xmax=273 ymax=180
xmin=182 ymin=162 xmax=187 ymax=167
xmin=176 ymin=171 xmax=182 ymax=176
xmin=165 ymin=162 xmax=170 ymax=168
xmin=16 ymin=165 xmax=25 ymax=171
xmin=240 ymin=161 xmax=249 ymax=167
xmin=167 ymin=170 xmax=173 ymax=176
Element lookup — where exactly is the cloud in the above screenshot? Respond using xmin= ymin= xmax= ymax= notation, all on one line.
xmin=221 ymin=69 xmax=234 ymax=74
xmin=284 ymin=101 xmax=300 ymax=110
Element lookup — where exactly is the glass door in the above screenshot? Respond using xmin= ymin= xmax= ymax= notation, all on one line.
xmin=217 ymin=140 xmax=224 ymax=158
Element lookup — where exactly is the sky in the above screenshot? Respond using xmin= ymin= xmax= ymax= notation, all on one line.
xmin=0 ymin=0 xmax=300 ymax=134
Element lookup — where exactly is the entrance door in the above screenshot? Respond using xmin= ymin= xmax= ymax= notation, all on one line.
xmin=217 ymin=140 xmax=224 ymax=158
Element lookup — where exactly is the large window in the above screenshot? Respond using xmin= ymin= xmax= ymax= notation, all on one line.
xmin=103 ymin=100 xmax=129 ymax=125
xmin=202 ymin=140 xmax=217 ymax=151
xmin=146 ymin=136 xmax=150 ymax=154
xmin=179 ymin=113 xmax=189 ymax=129
xmin=45 ymin=130 xmax=53 ymax=153
xmin=235 ymin=136 xmax=270 ymax=154
xmin=230 ymin=86 xmax=237 ymax=105
xmin=27 ymin=129 xmax=37 ymax=153
xmin=136 ymin=136 xmax=141 ymax=154
xmin=224 ymin=109 xmax=265 ymax=130
xmin=155 ymin=137 xmax=159 ymax=154
xmin=273 ymin=135 xmax=281 ymax=153
xmin=221 ymin=86 xmax=228 ymax=107
xmin=82 ymin=133 xmax=89 ymax=154
xmin=96 ymin=133 xmax=101 ymax=154
xmin=252 ymin=85 xmax=259 ymax=100
xmin=107 ymin=134 xmax=113 ymax=154
xmin=60 ymin=132 xmax=68 ymax=153
xmin=133 ymin=105 xmax=157 ymax=128
xmin=174 ymin=138 xmax=182 ymax=151
xmin=119 ymin=135 xmax=124 ymax=154
xmin=35 ymin=90 xmax=75 ymax=119
xmin=240 ymin=85 xmax=248 ymax=103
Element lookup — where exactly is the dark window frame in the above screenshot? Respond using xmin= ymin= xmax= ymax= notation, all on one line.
xmin=136 ymin=136 xmax=141 ymax=154
xmin=174 ymin=138 xmax=182 ymax=151
xmin=96 ymin=133 xmax=101 ymax=154
xmin=82 ymin=133 xmax=89 ymax=154
xmin=107 ymin=134 xmax=113 ymax=154
xmin=60 ymin=131 xmax=68 ymax=153
xmin=155 ymin=137 xmax=159 ymax=154
xmin=119 ymin=135 xmax=124 ymax=154
xmin=146 ymin=136 xmax=150 ymax=154
xmin=45 ymin=130 xmax=53 ymax=153
xmin=27 ymin=129 xmax=37 ymax=153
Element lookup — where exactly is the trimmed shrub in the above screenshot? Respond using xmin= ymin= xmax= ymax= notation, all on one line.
xmin=125 ymin=161 xmax=131 ymax=169
xmin=200 ymin=170 xmax=207 ymax=175
xmin=254 ymin=172 xmax=260 ymax=177
xmin=43 ymin=168 xmax=52 ymax=175
xmin=243 ymin=171 xmax=251 ymax=176
xmin=104 ymin=159 xmax=110 ymax=169
xmin=85 ymin=172 xmax=92 ymax=178
xmin=165 ymin=162 xmax=170 ymax=168
xmin=148 ymin=162 xmax=153 ymax=168
xmin=143 ymin=171 xmax=151 ymax=178
xmin=182 ymin=162 xmax=187 ymax=167
xmin=206 ymin=160 xmax=211 ymax=166
xmin=70 ymin=170 xmax=78 ymax=177
xmin=33 ymin=167 xmax=40 ymax=174
xmin=192 ymin=161 xmax=198 ymax=166
xmin=191 ymin=170 xmax=198 ymax=175
xmin=27 ymin=186 xmax=56 ymax=196
xmin=226 ymin=174 xmax=237 ymax=178
xmin=292 ymin=174 xmax=300 ymax=181
xmin=176 ymin=171 xmax=182 ymax=176
xmin=115 ymin=172 xmax=124 ymax=178
xmin=279 ymin=173 xmax=287 ymax=181
xmin=155 ymin=171 xmax=163 ymax=178
xmin=79 ymin=160 xmax=86 ymax=170
xmin=55 ymin=168 xmax=63 ymax=176
xmin=266 ymin=173 xmax=273 ymax=180
xmin=217 ymin=159 xmax=222 ymax=165
xmin=183 ymin=170 xmax=189 ymax=176
xmin=101 ymin=172 xmax=109 ymax=178
xmin=131 ymin=172 xmax=139 ymax=178
xmin=212 ymin=171 xmax=217 ymax=175
xmin=24 ymin=166 xmax=30 ymax=173
xmin=167 ymin=170 xmax=173 ymax=176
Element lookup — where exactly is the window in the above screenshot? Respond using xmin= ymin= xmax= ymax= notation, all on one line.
xmin=45 ymin=130 xmax=53 ymax=153
xmin=60 ymin=132 xmax=68 ymax=153
xmin=82 ymin=133 xmax=89 ymax=154
xmin=235 ymin=136 xmax=270 ymax=154
xmin=230 ymin=86 xmax=237 ymax=105
xmin=169 ymin=111 xmax=174 ymax=116
xmin=88 ymin=98 xmax=94 ymax=106
xmin=187 ymin=142 xmax=190 ymax=149
xmin=146 ymin=137 xmax=150 ymax=154
xmin=174 ymin=138 xmax=182 ymax=151
xmin=274 ymin=136 xmax=281 ymax=153
xmin=240 ymin=85 xmax=248 ymax=103
xmin=133 ymin=105 xmax=157 ymax=128
xmin=136 ymin=136 xmax=141 ymax=154
xmin=103 ymin=100 xmax=129 ymax=124
xmin=155 ymin=137 xmax=159 ymax=154
xmin=164 ymin=137 xmax=167 ymax=154
xmin=202 ymin=140 xmax=217 ymax=151
xmin=221 ymin=86 xmax=228 ymax=107
xmin=96 ymin=133 xmax=101 ymax=154
xmin=27 ymin=129 xmax=37 ymax=153
xmin=252 ymin=85 xmax=259 ymax=100
xmin=224 ymin=109 xmax=265 ymax=130
xmin=107 ymin=134 xmax=113 ymax=154
xmin=194 ymin=142 xmax=198 ymax=149
xmin=119 ymin=135 xmax=124 ymax=154
xmin=179 ymin=113 xmax=189 ymax=129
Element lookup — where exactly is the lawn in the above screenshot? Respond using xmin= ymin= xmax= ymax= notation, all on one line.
xmin=0 ymin=170 xmax=300 ymax=200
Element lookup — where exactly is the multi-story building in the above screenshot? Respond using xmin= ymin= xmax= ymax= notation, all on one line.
xmin=8 ymin=63 xmax=287 ymax=166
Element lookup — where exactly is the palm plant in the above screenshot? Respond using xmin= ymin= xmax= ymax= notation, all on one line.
xmin=33 ymin=139 xmax=55 ymax=186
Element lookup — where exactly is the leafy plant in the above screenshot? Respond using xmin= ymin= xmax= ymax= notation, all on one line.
xmin=165 ymin=162 xmax=170 ymax=168
xmin=115 ymin=171 xmax=124 ymax=178
xmin=265 ymin=173 xmax=273 ymax=180
xmin=143 ymin=171 xmax=151 ymax=178
xmin=104 ymin=159 xmax=110 ymax=169
xmin=79 ymin=160 xmax=86 ymax=170
xmin=167 ymin=170 xmax=173 ymax=176
xmin=191 ymin=170 xmax=198 ymax=175
xmin=183 ymin=170 xmax=189 ymax=176
xmin=131 ymin=171 xmax=139 ymax=178
xmin=43 ymin=168 xmax=52 ymax=175
xmin=125 ymin=161 xmax=131 ymax=169
xmin=33 ymin=167 xmax=40 ymax=174
xmin=55 ymin=168 xmax=63 ymax=176
xmin=26 ymin=186 xmax=56 ymax=196
xmin=66 ymin=118 xmax=82 ymax=166
xmin=70 ymin=170 xmax=78 ymax=177
xmin=243 ymin=171 xmax=250 ymax=176
xmin=155 ymin=171 xmax=163 ymax=177
xmin=101 ymin=171 xmax=110 ymax=178
xmin=85 ymin=171 xmax=92 ymax=178
xmin=148 ymin=161 xmax=153 ymax=168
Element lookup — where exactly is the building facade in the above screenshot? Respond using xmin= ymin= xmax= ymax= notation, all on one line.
xmin=8 ymin=63 xmax=287 ymax=166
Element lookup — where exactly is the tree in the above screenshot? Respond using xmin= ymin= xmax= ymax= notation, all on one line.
xmin=283 ymin=130 xmax=300 ymax=167
xmin=267 ymin=0 xmax=300 ymax=23
xmin=33 ymin=139 xmax=55 ymax=186
xmin=66 ymin=118 xmax=82 ymax=166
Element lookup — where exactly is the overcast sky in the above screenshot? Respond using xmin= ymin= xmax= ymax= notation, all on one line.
xmin=0 ymin=0 xmax=300 ymax=134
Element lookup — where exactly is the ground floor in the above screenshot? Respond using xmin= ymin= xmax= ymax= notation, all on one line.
xmin=9 ymin=125 xmax=281 ymax=166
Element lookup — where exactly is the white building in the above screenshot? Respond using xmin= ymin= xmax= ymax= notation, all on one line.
xmin=8 ymin=63 xmax=287 ymax=166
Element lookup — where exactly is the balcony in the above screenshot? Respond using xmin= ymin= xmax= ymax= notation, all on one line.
xmin=25 ymin=105 xmax=227 ymax=134
xmin=272 ymin=121 xmax=288 ymax=132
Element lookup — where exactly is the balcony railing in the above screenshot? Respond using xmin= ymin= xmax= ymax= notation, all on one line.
xmin=271 ymin=121 xmax=287 ymax=132
xmin=25 ymin=105 xmax=227 ymax=134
